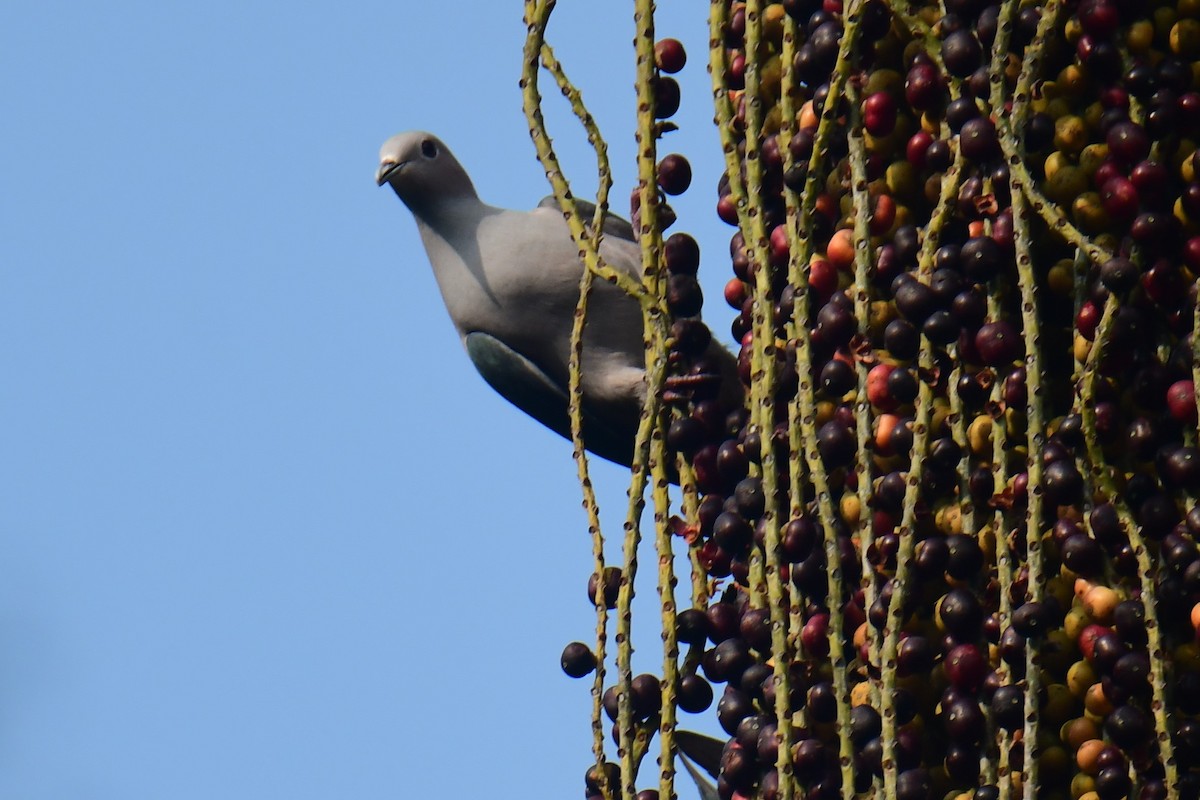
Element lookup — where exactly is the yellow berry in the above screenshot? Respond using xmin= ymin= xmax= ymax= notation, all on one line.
xmin=841 ymin=492 xmax=861 ymax=526
xmin=1045 ymin=165 xmax=1088 ymax=204
xmin=1172 ymin=18 xmax=1200 ymax=57
xmin=1128 ymin=19 xmax=1155 ymax=52
xmin=1040 ymin=745 xmax=1071 ymax=783
xmin=1064 ymin=606 xmax=1091 ymax=642
xmin=967 ymin=415 xmax=993 ymax=456
xmin=1067 ymin=659 xmax=1097 ymax=696
xmin=1054 ymin=116 xmax=1089 ymax=155
xmin=1078 ymin=143 xmax=1108 ymax=177
xmin=850 ymin=678 xmax=872 ymax=707
xmin=761 ymin=3 xmax=786 ymax=40
xmin=886 ymin=161 xmax=919 ymax=202
xmin=1047 ymin=259 xmax=1075 ymax=295
xmin=1044 ymin=150 xmax=1072 ymax=181
xmin=1074 ymin=334 xmax=1092 ymax=363
xmin=1043 ymin=682 xmax=1078 ymax=725
xmin=1157 ymin=7 xmax=1179 ymax=43
xmin=1063 ymin=17 xmax=1084 ymax=44
xmin=1072 ymin=192 xmax=1110 ymax=233
xmin=1059 ymin=64 xmax=1087 ymax=93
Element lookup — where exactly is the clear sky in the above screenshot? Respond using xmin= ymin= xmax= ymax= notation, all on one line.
xmin=2 ymin=3 xmax=735 ymax=797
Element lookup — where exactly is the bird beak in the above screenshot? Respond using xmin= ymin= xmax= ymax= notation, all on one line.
xmin=375 ymin=158 xmax=405 ymax=186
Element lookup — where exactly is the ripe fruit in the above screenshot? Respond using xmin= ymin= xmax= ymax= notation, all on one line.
xmin=974 ymin=320 xmax=1022 ymax=365
xmin=657 ymin=154 xmax=693 ymax=195
xmin=1168 ymin=380 xmax=1198 ymax=424
xmin=863 ymin=91 xmax=897 ymax=136
xmin=561 ymin=642 xmax=598 ymax=677
xmin=655 ymin=38 xmax=686 ymax=73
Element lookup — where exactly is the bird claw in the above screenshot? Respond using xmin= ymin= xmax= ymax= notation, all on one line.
xmin=669 ymin=515 xmax=701 ymax=544
xmin=664 ymin=372 xmax=724 ymax=404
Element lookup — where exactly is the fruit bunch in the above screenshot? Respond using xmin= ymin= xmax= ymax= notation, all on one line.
xmin=528 ymin=0 xmax=1200 ymax=799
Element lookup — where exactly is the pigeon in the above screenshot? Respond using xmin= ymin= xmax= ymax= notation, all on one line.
xmin=376 ymin=130 xmax=739 ymax=469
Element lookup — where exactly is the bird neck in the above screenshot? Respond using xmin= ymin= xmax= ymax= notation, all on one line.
xmin=410 ymin=194 xmax=489 ymax=247
xmin=405 ymin=187 xmax=482 ymax=235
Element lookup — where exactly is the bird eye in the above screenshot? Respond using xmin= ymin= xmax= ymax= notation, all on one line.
xmin=420 ymin=139 xmax=439 ymax=159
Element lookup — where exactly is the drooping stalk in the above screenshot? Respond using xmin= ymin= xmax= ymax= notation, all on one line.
xmin=775 ymin=2 xmax=870 ymax=796
xmin=520 ymin=5 xmax=617 ymax=793
xmin=742 ymin=3 xmax=796 ymax=798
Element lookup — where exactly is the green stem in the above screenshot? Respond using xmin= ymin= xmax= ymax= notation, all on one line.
xmin=520 ymin=3 xmax=615 ymax=794
xmin=1080 ymin=296 xmax=1177 ymax=797
xmin=777 ymin=3 xmax=870 ymax=797
xmin=742 ymin=3 xmax=796 ymax=799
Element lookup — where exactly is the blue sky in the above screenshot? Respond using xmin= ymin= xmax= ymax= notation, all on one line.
xmin=2 ymin=3 xmax=735 ymax=797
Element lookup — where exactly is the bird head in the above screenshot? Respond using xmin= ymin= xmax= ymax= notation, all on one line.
xmin=375 ymin=131 xmax=477 ymax=213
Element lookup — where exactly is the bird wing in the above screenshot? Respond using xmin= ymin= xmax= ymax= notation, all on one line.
xmin=464 ymin=331 xmax=637 ymax=468
xmin=537 ymin=196 xmax=637 ymax=243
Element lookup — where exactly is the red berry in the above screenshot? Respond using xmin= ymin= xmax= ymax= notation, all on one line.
xmin=724 ymin=278 xmax=747 ymax=309
xmin=863 ymin=92 xmax=897 ymax=137
xmin=944 ymin=643 xmax=987 ymax=691
xmin=1076 ymin=302 xmax=1100 ymax=339
xmin=1129 ymin=160 xmax=1168 ymax=201
xmin=1107 ymin=120 xmax=1150 ymax=164
xmin=655 ymin=76 xmax=681 ymax=118
xmin=1092 ymin=160 xmax=1123 ymax=193
xmin=905 ymin=63 xmax=942 ymax=110
xmin=1183 ymin=183 xmax=1200 ymax=219
xmin=717 ymin=194 xmax=739 ymax=225
xmin=770 ymin=224 xmax=791 ymax=265
xmin=906 ymin=130 xmax=934 ymax=167
xmin=654 ymin=38 xmax=687 ymax=73
xmin=1101 ymin=86 xmax=1129 ymax=110
xmin=808 ymin=258 xmax=837 ymax=304
xmin=801 ymin=613 xmax=830 ymax=657
xmin=1079 ymin=623 xmax=1111 ymax=662
xmin=867 ymin=363 xmax=897 ymax=410
xmin=1100 ymin=177 xmax=1139 ymax=221
xmin=1168 ymin=380 xmax=1198 ymax=425
xmin=1078 ymin=0 xmax=1120 ymax=38
xmin=727 ymin=52 xmax=746 ymax=89
xmin=1180 ymin=92 xmax=1200 ymax=132
xmin=870 ymin=194 xmax=897 ymax=236
xmin=1142 ymin=260 xmax=1185 ymax=306
xmin=1184 ymin=237 xmax=1200 ymax=270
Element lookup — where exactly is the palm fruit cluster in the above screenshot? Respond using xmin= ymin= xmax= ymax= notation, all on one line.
xmin=551 ymin=0 xmax=1200 ymax=799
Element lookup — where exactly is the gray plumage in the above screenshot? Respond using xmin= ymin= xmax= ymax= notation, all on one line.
xmin=376 ymin=130 xmax=735 ymax=468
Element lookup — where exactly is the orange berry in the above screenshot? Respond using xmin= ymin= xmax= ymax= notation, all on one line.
xmin=826 ymin=228 xmax=855 ymax=271
xmin=1076 ymin=738 xmax=1105 ymax=774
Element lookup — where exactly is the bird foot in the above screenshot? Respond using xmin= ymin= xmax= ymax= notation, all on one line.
xmin=663 ymin=372 xmax=724 ymax=404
